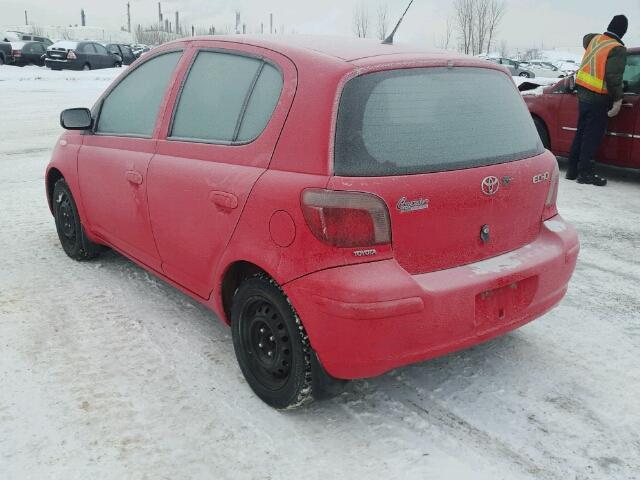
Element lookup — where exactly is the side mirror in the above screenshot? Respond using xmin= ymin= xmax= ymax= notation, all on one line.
xmin=60 ymin=108 xmax=93 ymax=130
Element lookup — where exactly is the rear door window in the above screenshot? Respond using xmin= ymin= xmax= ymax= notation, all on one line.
xmin=94 ymin=43 xmax=108 ymax=55
xmin=623 ymin=54 xmax=640 ymax=94
xmin=334 ymin=67 xmax=543 ymax=176
xmin=97 ymin=51 xmax=182 ymax=137
xmin=170 ymin=51 xmax=282 ymax=144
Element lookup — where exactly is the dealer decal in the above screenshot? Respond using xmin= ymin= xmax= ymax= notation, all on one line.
xmin=396 ymin=197 xmax=429 ymax=213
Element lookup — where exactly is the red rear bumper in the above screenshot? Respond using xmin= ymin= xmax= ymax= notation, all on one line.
xmin=284 ymin=216 xmax=579 ymax=379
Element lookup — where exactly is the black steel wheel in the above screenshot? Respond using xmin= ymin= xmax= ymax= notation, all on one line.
xmin=231 ymin=276 xmax=320 ymax=409
xmin=52 ymin=179 xmax=103 ymax=261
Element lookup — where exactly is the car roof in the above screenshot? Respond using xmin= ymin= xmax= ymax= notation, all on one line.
xmin=165 ymin=34 xmax=469 ymax=64
xmin=49 ymin=40 xmax=79 ymax=49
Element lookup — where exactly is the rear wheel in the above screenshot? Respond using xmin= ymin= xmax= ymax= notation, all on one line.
xmin=533 ymin=116 xmax=550 ymax=149
xmin=52 ymin=179 xmax=103 ymax=261
xmin=231 ymin=276 xmax=338 ymax=409
xmin=114 ymin=61 xmax=122 ymax=68
xmin=0 ymin=55 xmax=5 ymax=66
xmin=519 ymin=71 xmax=531 ymax=78
xmin=82 ymin=63 xmax=91 ymax=71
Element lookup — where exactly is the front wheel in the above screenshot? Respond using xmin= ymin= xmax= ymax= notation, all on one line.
xmin=114 ymin=62 xmax=122 ymax=68
xmin=52 ymin=179 xmax=103 ymax=261
xmin=82 ymin=63 xmax=91 ymax=71
xmin=519 ymin=72 xmax=531 ymax=78
xmin=231 ymin=276 xmax=323 ymax=409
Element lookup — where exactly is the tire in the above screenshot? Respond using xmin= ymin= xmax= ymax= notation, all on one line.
xmin=82 ymin=63 xmax=91 ymax=71
xmin=533 ymin=116 xmax=550 ymax=150
xmin=231 ymin=276 xmax=327 ymax=409
xmin=52 ymin=179 xmax=103 ymax=261
xmin=114 ymin=62 xmax=122 ymax=68
xmin=0 ymin=55 xmax=4 ymax=66
xmin=519 ymin=72 xmax=531 ymax=78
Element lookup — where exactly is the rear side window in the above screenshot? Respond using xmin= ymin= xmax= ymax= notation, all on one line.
xmin=97 ymin=51 xmax=182 ymax=137
xmin=94 ymin=44 xmax=108 ymax=55
xmin=334 ymin=67 xmax=543 ymax=177
xmin=170 ymin=51 xmax=282 ymax=144
xmin=79 ymin=43 xmax=95 ymax=53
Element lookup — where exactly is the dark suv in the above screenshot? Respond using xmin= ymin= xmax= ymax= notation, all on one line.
xmin=45 ymin=41 xmax=122 ymax=71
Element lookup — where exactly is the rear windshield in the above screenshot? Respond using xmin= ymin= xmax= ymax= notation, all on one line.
xmin=334 ymin=67 xmax=543 ymax=177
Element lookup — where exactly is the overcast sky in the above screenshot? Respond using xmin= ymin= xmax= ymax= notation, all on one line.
xmin=1 ymin=0 xmax=639 ymax=51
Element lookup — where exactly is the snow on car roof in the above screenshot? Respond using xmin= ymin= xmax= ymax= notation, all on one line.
xmin=48 ymin=40 xmax=78 ymax=50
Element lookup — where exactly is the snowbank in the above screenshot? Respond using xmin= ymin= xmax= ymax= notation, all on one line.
xmin=0 ymin=65 xmax=124 ymax=82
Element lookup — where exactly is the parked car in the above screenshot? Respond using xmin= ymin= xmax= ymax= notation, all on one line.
xmin=19 ymin=34 xmax=53 ymax=47
xmin=1 ymin=31 xmax=23 ymax=42
xmin=46 ymin=36 xmax=579 ymax=409
xmin=130 ymin=44 xmax=151 ymax=58
xmin=525 ymin=47 xmax=640 ymax=170
xmin=487 ymin=57 xmax=536 ymax=78
xmin=9 ymin=41 xmax=46 ymax=66
xmin=105 ymin=43 xmax=136 ymax=65
xmin=0 ymin=41 xmax=11 ymax=65
xmin=519 ymin=60 xmax=566 ymax=78
xmin=45 ymin=41 xmax=122 ymax=71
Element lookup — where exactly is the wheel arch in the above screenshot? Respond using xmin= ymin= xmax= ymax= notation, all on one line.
xmin=219 ymin=260 xmax=272 ymax=325
xmin=531 ymin=113 xmax=551 ymax=149
xmin=46 ymin=167 xmax=65 ymax=214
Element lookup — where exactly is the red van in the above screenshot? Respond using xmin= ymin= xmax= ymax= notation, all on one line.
xmin=46 ymin=36 xmax=579 ymax=409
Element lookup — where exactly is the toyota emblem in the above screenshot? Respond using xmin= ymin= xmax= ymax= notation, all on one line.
xmin=481 ymin=176 xmax=500 ymax=196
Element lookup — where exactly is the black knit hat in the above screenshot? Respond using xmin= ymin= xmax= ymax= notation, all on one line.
xmin=608 ymin=15 xmax=628 ymax=38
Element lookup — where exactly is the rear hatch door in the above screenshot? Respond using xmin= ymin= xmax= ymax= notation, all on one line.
xmin=331 ymin=65 xmax=554 ymax=275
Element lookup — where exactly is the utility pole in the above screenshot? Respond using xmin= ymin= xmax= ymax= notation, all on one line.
xmin=261 ymin=23 xmax=264 ymax=34
xmin=175 ymin=11 xmax=179 ymax=35
xmin=242 ymin=24 xmax=246 ymax=34
xmin=24 ymin=10 xmax=28 ymax=25
xmin=126 ymin=3 xmax=131 ymax=33
xmin=164 ymin=18 xmax=169 ymax=32
xmin=81 ymin=9 xmax=86 ymax=27
xmin=270 ymin=13 xmax=273 ymax=34
xmin=235 ymin=11 xmax=241 ymax=34
xmin=158 ymin=2 xmax=163 ymax=26
xmin=191 ymin=25 xmax=195 ymax=36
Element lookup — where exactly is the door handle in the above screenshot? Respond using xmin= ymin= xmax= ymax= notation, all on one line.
xmin=125 ymin=170 xmax=143 ymax=185
xmin=622 ymin=103 xmax=634 ymax=108
xmin=209 ymin=191 xmax=238 ymax=210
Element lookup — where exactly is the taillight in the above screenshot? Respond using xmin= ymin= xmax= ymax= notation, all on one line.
xmin=543 ymin=163 xmax=559 ymax=220
xmin=12 ymin=50 xmax=21 ymax=57
xmin=301 ymin=189 xmax=391 ymax=247
xmin=67 ymin=50 xmax=77 ymax=60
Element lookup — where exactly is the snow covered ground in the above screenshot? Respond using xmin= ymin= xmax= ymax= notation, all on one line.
xmin=1 ymin=65 xmax=639 ymax=480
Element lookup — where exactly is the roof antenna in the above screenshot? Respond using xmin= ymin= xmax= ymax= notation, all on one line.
xmin=382 ymin=0 xmax=415 ymax=45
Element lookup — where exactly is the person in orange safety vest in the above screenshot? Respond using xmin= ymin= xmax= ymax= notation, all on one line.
xmin=567 ymin=15 xmax=628 ymax=186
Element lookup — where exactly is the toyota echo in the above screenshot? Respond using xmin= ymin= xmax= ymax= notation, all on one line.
xmin=46 ymin=36 xmax=580 ymax=409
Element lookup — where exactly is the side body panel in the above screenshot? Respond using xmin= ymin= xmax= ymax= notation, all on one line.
xmin=147 ymin=42 xmax=299 ymax=299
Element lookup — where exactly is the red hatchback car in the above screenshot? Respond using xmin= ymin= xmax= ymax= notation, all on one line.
xmin=526 ymin=47 xmax=640 ymax=169
xmin=46 ymin=36 xmax=579 ymax=409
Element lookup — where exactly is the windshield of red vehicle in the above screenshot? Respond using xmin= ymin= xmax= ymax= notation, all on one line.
xmin=334 ymin=67 xmax=543 ymax=177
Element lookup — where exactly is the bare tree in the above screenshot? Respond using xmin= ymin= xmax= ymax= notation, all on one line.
xmin=376 ymin=3 xmax=389 ymax=41
xmin=499 ymin=39 xmax=509 ymax=57
xmin=486 ymin=0 xmax=506 ymax=55
xmin=436 ymin=16 xmax=454 ymax=50
xmin=353 ymin=3 xmax=370 ymax=38
xmin=474 ymin=0 xmax=490 ymax=55
xmin=454 ymin=0 xmax=475 ymax=55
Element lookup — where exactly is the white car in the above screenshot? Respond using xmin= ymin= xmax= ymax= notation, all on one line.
xmin=519 ymin=60 xmax=566 ymax=78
